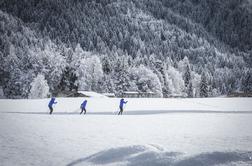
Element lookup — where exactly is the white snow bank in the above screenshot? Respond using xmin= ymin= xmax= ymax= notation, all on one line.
xmin=67 ymin=145 xmax=252 ymax=166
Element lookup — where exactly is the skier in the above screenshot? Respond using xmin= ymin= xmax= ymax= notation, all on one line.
xmin=48 ymin=97 xmax=57 ymax=114
xmin=80 ymin=99 xmax=87 ymax=115
xmin=118 ymin=98 xmax=127 ymax=115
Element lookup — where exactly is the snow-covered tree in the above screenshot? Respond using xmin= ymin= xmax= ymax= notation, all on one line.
xmin=70 ymin=44 xmax=86 ymax=69
xmin=184 ymin=64 xmax=191 ymax=88
xmin=112 ymin=56 xmax=131 ymax=96
xmin=29 ymin=74 xmax=49 ymax=99
xmin=241 ymin=70 xmax=252 ymax=93
xmin=177 ymin=57 xmax=192 ymax=96
xmin=166 ymin=66 xmax=186 ymax=97
xmin=191 ymin=71 xmax=201 ymax=97
xmin=100 ymin=75 xmax=115 ymax=93
xmin=102 ymin=56 xmax=112 ymax=74
xmin=188 ymin=81 xmax=193 ymax=97
xmin=200 ymin=72 xmax=208 ymax=97
xmin=178 ymin=56 xmax=190 ymax=74
xmin=130 ymin=65 xmax=163 ymax=97
xmin=75 ymin=55 xmax=103 ymax=91
xmin=37 ymin=40 xmax=67 ymax=94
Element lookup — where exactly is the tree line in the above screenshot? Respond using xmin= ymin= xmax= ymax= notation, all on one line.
xmin=0 ymin=0 xmax=251 ymax=98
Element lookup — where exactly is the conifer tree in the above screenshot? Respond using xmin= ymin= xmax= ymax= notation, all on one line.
xmin=200 ymin=72 xmax=208 ymax=97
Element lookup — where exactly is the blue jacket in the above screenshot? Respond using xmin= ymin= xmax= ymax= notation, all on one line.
xmin=81 ymin=100 xmax=87 ymax=109
xmin=119 ymin=98 xmax=127 ymax=108
xmin=48 ymin=98 xmax=57 ymax=107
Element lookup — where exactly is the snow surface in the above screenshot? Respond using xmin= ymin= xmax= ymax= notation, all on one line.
xmin=0 ymin=97 xmax=252 ymax=166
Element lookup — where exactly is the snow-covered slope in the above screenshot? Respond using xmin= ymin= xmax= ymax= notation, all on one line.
xmin=0 ymin=98 xmax=252 ymax=166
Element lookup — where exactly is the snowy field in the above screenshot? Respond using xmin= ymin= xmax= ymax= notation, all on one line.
xmin=0 ymin=97 xmax=252 ymax=166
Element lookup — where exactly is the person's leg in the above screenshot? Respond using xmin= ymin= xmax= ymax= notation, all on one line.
xmin=84 ymin=108 xmax=86 ymax=114
xmin=118 ymin=107 xmax=121 ymax=115
xmin=80 ymin=108 xmax=83 ymax=114
xmin=49 ymin=106 xmax=53 ymax=114
xmin=118 ymin=107 xmax=123 ymax=115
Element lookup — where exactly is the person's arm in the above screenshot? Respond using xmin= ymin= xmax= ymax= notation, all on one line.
xmin=124 ymin=101 xmax=128 ymax=104
xmin=54 ymin=101 xmax=57 ymax=104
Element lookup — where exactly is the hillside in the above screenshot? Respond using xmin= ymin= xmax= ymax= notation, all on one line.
xmin=0 ymin=0 xmax=251 ymax=98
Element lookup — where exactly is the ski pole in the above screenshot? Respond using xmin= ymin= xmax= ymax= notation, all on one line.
xmin=114 ymin=108 xmax=119 ymax=115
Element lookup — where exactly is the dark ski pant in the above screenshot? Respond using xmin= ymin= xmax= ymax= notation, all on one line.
xmin=80 ymin=108 xmax=86 ymax=114
xmin=49 ymin=106 xmax=53 ymax=114
xmin=118 ymin=107 xmax=123 ymax=115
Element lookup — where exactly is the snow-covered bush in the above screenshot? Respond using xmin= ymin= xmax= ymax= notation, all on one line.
xmin=29 ymin=74 xmax=50 ymax=99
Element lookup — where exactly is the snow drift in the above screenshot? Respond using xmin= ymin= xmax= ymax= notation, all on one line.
xmin=67 ymin=145 xmax=252 ymax=166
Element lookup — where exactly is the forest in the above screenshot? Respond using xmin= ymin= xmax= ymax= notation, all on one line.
xmin=0 ymin=0 xmax=251 ymax=98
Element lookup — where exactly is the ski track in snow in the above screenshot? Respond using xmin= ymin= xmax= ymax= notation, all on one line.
xmin=0 ymin=97 xmax=252 ymax=166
